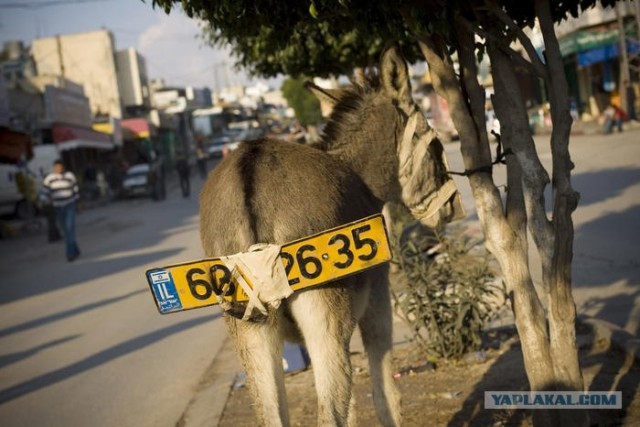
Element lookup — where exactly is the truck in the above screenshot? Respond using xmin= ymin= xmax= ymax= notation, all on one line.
xmin=0 ymin=145 xmax=59 ymax=219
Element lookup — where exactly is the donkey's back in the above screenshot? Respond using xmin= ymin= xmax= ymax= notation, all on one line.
xmin=200 ymin=138 xmax=380 ymax=256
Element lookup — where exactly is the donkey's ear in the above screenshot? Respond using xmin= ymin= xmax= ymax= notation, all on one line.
xmin=380 ymin=44 xmax=412 ymax=106
xmin=305 ymin=81 xmax=342 ymax=107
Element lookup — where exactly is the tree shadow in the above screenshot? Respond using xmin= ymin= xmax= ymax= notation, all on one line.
xmin=446 ymin=336 xmax=531 ymax=427
xmin=572 ymin=167 xmax=640 ymax=208
xmin=0 ymin=335 xmax=81 ymax=370
xmin=0 ymin=248 xmax=185 ymax=304
xmin=447 ymin=326 xmax=640 ymax=426
xmin=0 ymin=188 xmax=202 ymax=305
xmin=0 ymin=312 xmax=221 ymax=405
xmin=0 ymin=289 xmax=147 ymax=338
xmin=573 ymin=204 xmax=640 ymax=286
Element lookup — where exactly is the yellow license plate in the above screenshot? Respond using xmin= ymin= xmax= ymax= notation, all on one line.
xmin=146 ymin=214 xmax=391 ymax=314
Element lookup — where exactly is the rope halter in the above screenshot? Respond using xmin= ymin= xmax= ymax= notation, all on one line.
xmin=397 ymin=110 xmax=465 ymax=228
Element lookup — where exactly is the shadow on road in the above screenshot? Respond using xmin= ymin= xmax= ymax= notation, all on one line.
xmin=0 ymin=335 xmax=81 ymax=370
xmin=573 ymin=166 xmax=640 ymax=208
xmin=0 ymin=312 xmax=221 ymax=405
xmin=0 ymin=248 xmax=185 ymax=305
xmin=0 ymin=289 xmax=147 ymax=338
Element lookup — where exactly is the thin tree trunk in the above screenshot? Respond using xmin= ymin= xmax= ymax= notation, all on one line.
xmin=418 ymin=30 xmax=556 ymax=396
xmin=535 ymin=3 xmax=586 ymax=426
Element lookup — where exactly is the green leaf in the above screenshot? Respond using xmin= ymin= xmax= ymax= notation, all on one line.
xmin=309 ymin=2 xmax=319 ymax=19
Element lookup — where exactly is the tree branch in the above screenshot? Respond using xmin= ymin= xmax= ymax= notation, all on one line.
xmin=483 ymin=0 xmax=547 ymax=73
xmin=461 ymin=17 xmax=547 ymax=80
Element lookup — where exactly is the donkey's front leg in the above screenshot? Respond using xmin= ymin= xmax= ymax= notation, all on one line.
xmin=289 ymin=286 xmax=357 ymax=427
xmin=225 ymin=313 xmax=289 ymax=427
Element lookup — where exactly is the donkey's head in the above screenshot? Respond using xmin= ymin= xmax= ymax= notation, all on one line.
xmin=308 ymin=44 xmax=464 ymax=229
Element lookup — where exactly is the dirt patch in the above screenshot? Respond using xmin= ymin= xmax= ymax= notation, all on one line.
xmin=218 ymin=326 xmax=640 ymax=426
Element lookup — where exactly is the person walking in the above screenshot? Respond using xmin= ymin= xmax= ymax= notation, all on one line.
xmin=43 ymin=160 xmax=81 ymax=262
xmin=175 ymin=156 xmax=190 ymax=197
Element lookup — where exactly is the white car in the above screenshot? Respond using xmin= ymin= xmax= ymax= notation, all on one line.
xmin=122 ymin=164 xmax=151 ymax=197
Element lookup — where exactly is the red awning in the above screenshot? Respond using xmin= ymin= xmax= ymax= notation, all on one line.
xmin=0 ymin=127 xmax=33 ymax=164
xmin=121 ymin=118 xmax=153 ymax=139
xmin=52 ymin=124 xmax=114 ymax=151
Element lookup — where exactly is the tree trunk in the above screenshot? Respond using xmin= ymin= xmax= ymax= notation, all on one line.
xmin=412 ymin=0 xmax=588 ymax=424
xmin=418 ymin=28 xmax=556 ymax=398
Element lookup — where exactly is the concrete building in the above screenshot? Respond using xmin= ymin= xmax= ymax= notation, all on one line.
xmin=115 ymin=47 xmax=150 ymax=116
xmin=31 ymin=29 xmax=123 ymax=120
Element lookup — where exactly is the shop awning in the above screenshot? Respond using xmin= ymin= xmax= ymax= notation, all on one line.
xmin=121 ymin=118 xmax=154 ymax=139
xmin=0 ymin=127 xmax=33 ymax=164
xmin=559 ymin=28 xmax=619 ymax=57
xmin=52 ymin=124 xmax=114 ymax=151
xmin=578 ymin=39 xmax=640 ymax=67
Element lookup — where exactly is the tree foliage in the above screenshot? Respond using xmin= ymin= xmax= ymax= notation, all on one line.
xmin=280 ymin=77 xmax=323 ymax=126
xmin=152 ymin=0 xmax=618 ymax=77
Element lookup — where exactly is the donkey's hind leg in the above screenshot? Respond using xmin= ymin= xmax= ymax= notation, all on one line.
xmin=358 ymin=267 xmax=402 ymax=427
xmin=288 ymin=286 xmax=357 ymax=426
xmin=226 ymin=313 xmax=289 ymax=427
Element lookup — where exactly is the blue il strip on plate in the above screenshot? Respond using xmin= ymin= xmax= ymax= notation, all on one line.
xmin=148 ymin=269 xmax=183 ymax=313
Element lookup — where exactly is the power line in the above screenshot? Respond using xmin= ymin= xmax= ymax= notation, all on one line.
xmin=0 ymin=0 xmax=112 ymax=9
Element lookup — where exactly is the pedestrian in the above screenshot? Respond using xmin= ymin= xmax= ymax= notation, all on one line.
xmin=603 ymin=104 xmax=625 ymax=134
xmin=196 ymin=147 xmax=208 ymax=179
xmin=175 ymin=156 xmax=190 ymax=197
xmin=38 ymin=188 xmax=62 ymax=242
xmin=43 ymin=160 xmax=81 ymax=262
xmin=624 ymin=81 xmax=637 ymax=121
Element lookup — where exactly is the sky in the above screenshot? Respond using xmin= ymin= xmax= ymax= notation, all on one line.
xmin=0 ymin=0 xmax=281 ymax=91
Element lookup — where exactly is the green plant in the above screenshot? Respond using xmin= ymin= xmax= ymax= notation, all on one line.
xmin=392 ymin=224 xmax=507 ymax=360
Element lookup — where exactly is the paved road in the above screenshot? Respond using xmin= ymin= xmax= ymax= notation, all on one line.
xmin=0 ymin=170 xmax=227 ymax=427
xmin=444 ymin=127 xmax=640 ymax=336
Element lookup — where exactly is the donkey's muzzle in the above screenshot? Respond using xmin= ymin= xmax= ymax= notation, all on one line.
xmin=409 ymin=179 xmax=465 ymax=229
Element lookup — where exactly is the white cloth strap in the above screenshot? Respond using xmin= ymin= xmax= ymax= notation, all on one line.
xmin=220 ymin=243 xmax=292 ymax=321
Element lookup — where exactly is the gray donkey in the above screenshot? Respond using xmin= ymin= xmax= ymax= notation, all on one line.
xmin=199 ymin=45 xmax=462 ymax=426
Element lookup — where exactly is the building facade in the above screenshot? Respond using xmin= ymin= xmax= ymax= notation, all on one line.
xmin=116 ymin=47 xmax=151 ymax=116
xmin=31 ymin=29 xmax=123 ymax=120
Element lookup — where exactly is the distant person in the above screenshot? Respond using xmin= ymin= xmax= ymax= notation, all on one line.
xmin=196 ymin=145 xmax=207 ymax=179
xmin=624 ymin=81 xmax=637 ymax=121
xmin=192 ymin=133 xmax=208 ymax=179
xmin=43 ymin=160 xmax=81 ymax=262
xmin=175 ymin=156 xmax=190 ymax=198
xmin=603 ymin=104 xmax=625 ymax=134
xmin=84 ymin=162 xmax=99 ymax=200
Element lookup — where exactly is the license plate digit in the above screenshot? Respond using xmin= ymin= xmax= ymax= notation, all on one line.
xmin=295 ymin=244 xmax=322 ymax=280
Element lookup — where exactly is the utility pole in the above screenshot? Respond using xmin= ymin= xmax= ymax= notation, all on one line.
xmin=56 ymin=34 xmax=66 ymax=87
xmin=616 ymin=2 xmax=630 ymax=111
xmin=632 ymin=0 xmax=640 ymax=80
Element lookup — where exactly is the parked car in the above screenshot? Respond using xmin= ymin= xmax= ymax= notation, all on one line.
xmin=121 ymin=162 xmax=166 ymax=201
xmin=206 ymin=135 xmax=232 ymax=159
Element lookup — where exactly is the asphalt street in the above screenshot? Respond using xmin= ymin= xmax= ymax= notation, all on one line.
xmin=444 ymin=127 xmax=640 ymax=336
xmin=0 ymin=128 xmax=638 ymax=427
xmin=0 ymin=170 xmax=226 ymax=427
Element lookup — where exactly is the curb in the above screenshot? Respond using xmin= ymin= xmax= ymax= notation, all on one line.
xmin=578 ymin=315 xmax=640 ymax=364
xmin=178 ymin=336 xmax=241 ymax=427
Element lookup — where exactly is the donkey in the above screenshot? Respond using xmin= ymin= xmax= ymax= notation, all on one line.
xmin=199 ymin=45 xmax=461 ymax=426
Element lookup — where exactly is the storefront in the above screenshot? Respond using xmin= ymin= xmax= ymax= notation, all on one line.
xmin=48 ymin=123 xmax=115 ymax=191
xmin=559 ymin=21 xmax=639 ymax=117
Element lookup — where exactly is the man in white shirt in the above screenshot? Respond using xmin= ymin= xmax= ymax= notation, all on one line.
xmin=43 ymin=160 xmax=81 ymax=261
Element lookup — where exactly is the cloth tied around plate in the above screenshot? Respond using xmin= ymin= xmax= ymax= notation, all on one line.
xmin=216 ymin=243 xmax=292 ymax=322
